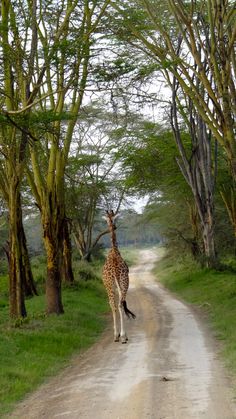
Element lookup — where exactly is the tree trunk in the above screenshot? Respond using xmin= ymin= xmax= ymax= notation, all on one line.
xmin=8 ymin=186 xmax=27 ymax=318
xmin=62 ymin=220 xmax=74 ymax=283
xmin=202 ymin=222 xmax=216 ymax=268
xmin=73 ymin=223 xmax=87 ymax=259
xmin=171 ymin=77 xmax=217 ymax=267
xmin=72 ymin=221 xmax=110 ymax=262
xmin=43 ymin=211 xmax=64 ymax=315
xmin=194 ymin=191 xmax=217 ymax=268
xmin=192 ymin=193 xmax=217 ymax=268
xmin=187 ymin=203 xmax=202 ymax=261
xmin=21 ymin=221 xmax=38 ymax=296
xmin=44 ymin=235 xmax=64 ymax=314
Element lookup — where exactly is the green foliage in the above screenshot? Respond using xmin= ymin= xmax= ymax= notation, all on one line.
xmin=0 ymin=275 xmax=8 ymax=309
xmin=119 ymin=122 xmax=196 ymax=253
xmin=74 ymin=260 xmax=100 ymax=281
xmin=0 ymin=216 xmax=8 ymax=259
xmin=120 ymin=116 xmax=235 ymax=259
xmin=93 ymin=56 xmax=136 ymax=82
xmin=0 ymin=258 xmax=8 ymax=276
xmin=119 ymin=246 xmax=139 ymax=266
xmin=120 ymin=124 xmax=187 ymax=194
xmin=30 ymin=256 xmax=47 ymax=293
xmin=29 ymin=110 xmax=74 ymax=125
xmin=221 ymin=255 xmax=236 ymax=271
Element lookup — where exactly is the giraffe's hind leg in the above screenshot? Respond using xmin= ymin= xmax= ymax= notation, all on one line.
xmin=118 ymin=301 xmax=128 ymax=344
xmin=115 ymin=280 xmax=128 ymax=344
xmin=109 ymin=294 xmax=120 ymax=342
xmin=112 ymin=307 xmax=120 ymax=342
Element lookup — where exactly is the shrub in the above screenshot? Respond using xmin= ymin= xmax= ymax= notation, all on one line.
xmin=76 ymin=261 xmax=99 ymax=281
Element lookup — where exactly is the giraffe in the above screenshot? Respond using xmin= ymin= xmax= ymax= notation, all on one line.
xmin=102 ymin=210 xmax=136 ymax=343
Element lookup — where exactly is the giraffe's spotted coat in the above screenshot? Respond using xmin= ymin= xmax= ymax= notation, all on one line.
xmin=103 ymin=247 xmax=129 ymax=308
xmin=102 ymin=210 xmax=135 ymax=342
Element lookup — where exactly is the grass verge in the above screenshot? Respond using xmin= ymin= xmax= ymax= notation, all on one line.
xmin=120 ymin=246 xmax=140 ymax=266
xmin=0 ymin=277 xmax=109 ymax=417
xmin=154 ymin=251 xmax=236 ymax=375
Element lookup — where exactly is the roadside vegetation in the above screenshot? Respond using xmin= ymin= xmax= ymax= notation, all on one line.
xmin=0 ymin=258 xmax=109 ymax=417
xmin=155 ymin=250 xmax=236 ymax=374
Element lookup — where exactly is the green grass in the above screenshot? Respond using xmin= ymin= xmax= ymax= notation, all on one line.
xmin=155 ymin=250 xmax=236 ymax=374
xmin=0 ymin=268 xmax=109 ymax=417
xmin=119 ymin=246 xmax=140 ymax=266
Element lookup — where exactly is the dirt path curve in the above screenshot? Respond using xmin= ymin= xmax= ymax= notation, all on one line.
xmin=10 ymin=249 xmax=236 ymax=419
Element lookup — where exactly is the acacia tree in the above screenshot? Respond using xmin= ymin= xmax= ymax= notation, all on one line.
xmin=0 ymin=0 xmax=111 ymax=316
xmin=25 ymin=0 xmax=111 ymax=314
xmin=170 ymin=70 xmax=218 ymax=266
xmin=0 ymin=0 xmax=40 ymax=317
xmin=120 ymin=124 xmax=203 ymax=257
xmin=112 ymin=0 xmax=236 ymax=233
xmin=67 ymin=171 xmax=109 ymax=261
xmin=65 ymin=104 xmax=128 ymax=261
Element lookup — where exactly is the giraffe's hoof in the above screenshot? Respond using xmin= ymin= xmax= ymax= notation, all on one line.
xmin=114 ymin=333 xmax=120 ymax=342
xmin=121 ymin=336 xmax=128 ymax=344
xmin=121 ymin=340 xmax=127 ymax=344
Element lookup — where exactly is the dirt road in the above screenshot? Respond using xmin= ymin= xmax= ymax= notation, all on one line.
xmin=10 ymin=249 xmax=236 ymax=419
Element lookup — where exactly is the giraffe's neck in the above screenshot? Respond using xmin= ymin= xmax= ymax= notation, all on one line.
xmin=111 ymin=227 xmax=118 ymax=250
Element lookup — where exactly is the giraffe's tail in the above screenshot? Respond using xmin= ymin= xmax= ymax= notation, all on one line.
xmin=122 ymin=301 xmax=136 ymax=319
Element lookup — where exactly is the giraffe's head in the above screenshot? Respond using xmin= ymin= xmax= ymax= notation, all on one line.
xmin=104 ymin=210 xmax=118 ymax=231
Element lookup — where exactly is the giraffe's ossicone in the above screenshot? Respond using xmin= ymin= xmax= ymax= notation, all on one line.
xmin=102 ymin=210 xmax=136 ymax=344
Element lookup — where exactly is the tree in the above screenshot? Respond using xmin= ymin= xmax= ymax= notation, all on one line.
xmin=120 ymin=121 xmax=204 ymax=258
xmin=170 ymin=74 xmax=217 ymax=266
xmin=0 ymin=0 xmax=39 ymax=317
xmin=0 ymin=0 xmax=111 ymax=316
xmin=112 ymin=0 xmax=236 ymax=233
xmin=61 ymin=218 xmax=74 ymax=283
xmin=65 ymin=102 xmax=133 ymax=261
xmin=25 ymin=0 xmax=111 ymax=314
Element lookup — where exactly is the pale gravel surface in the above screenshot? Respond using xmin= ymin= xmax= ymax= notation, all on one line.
xmin=8 ymin=249 xmax=236 ymax=419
